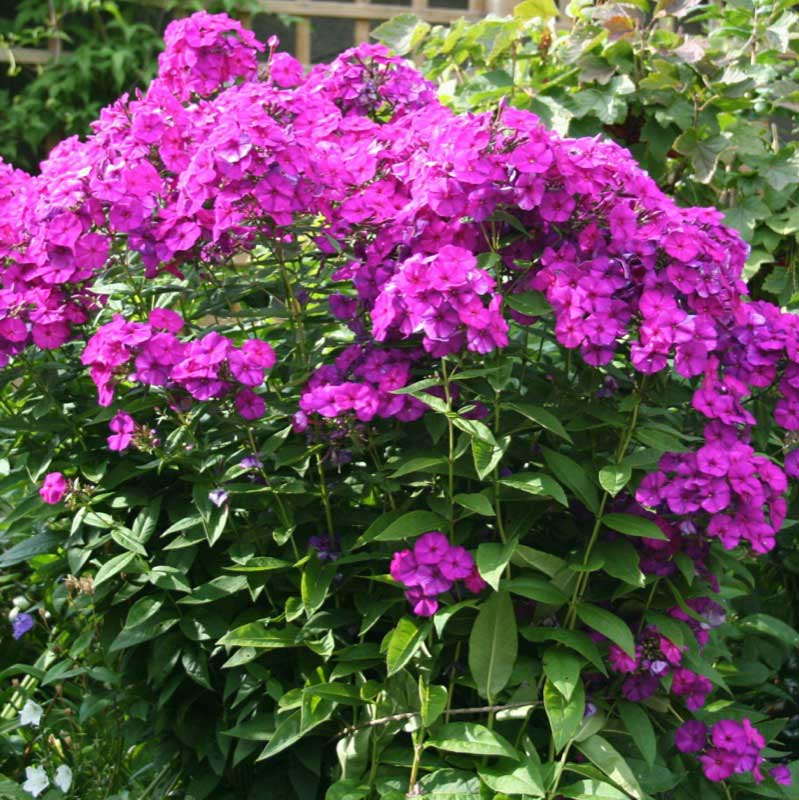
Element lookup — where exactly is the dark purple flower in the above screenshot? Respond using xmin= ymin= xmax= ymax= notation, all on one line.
xmin=675 ymin=720 xmax=708 ymax=753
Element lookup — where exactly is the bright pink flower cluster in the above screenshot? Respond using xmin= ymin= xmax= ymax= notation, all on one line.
xmin=299 ymin=344 xmax=426 ymax=424
xmin=390 ymin=532 xmax=485 ymax=617
xmin=82 ymin=310 xmax=274 ymax=419
xmin=372 ymin=246 xmax=508 ymax=356
xmin=674 ymin=718 xmax=791 ymax=785
xmin=157 ymin=11 xmax=264 ymax=100
xmin=637 ymin=423 xmax=787 ymax=554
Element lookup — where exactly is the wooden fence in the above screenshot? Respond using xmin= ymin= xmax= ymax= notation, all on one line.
xmin=0 ymin=0 xmax=519 ymax=69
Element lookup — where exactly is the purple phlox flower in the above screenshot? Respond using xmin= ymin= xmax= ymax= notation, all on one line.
xmin=675 ymin=720 xmax=708 ymax=753
xmin=413 ymin=531 xmax=450 ymax=565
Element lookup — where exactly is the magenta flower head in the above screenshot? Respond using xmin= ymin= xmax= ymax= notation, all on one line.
xmin=439 ymin=545 xmax=474 ymax=580
xmin=675 ymin=720 xmax=708 ymax=753
xmin=390 ymin=549 xmax=419 ymax=586
xmin=149 ymin=308 xmax=184 ymax=333
xmin=699 ymin=749 xmax=737 ymax=782
xmin=413 ymin=531 xmax=450 ymax=565
xmin=108 ymin=411 xmax=136 ymax=452
xmin=770 ymin=764 xmax=792 ymax=786
xmin=405 ymin=586 xmax=438 ymax=617
xmin=39 ymin=472 xmax=67 ymax=504
xmin=785 ymin=449 xmax=799 ymax=479
xmin=463 ymin=566 xmax=487 ymax=594
xmin=712 ymin=719 xmax=749 ymax=754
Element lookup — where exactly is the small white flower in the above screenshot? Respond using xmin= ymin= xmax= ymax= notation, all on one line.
xmin=19 ymin=699 xmax=44 ymax=728
xmin=22 ymin=765 xmax=49 ymax=798
xmin=54 ymin=764 xmax=73 ymax=793
xmin=8 ymin=606 xmax=19 ymax=621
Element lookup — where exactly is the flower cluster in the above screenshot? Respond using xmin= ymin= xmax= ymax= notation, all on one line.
xmin=81 ymin=310 xmax=275 ymax=420
xmin=298 ymin=344 xmax=425 ymax=425
xmin=390 ymin=532 xmax=485 ymax=617
xmin=157 ymin=11 xmax=263 ymax=100
xmin=675 ymin=718 xmax=792 ymax=785
xmin=371 ymin=246 xmax=508 ymax=356
xmin=606 ymin=624 xmax=712 ymax=710
xmin=637 ymin=423 xmax=787 ymax=555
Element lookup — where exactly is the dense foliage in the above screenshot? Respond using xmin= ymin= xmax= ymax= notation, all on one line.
xmin=1 ymin=7 xmax=799 ymax=800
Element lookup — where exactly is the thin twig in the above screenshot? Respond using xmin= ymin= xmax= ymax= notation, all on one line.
xmin=337 ymin=700 xmax=541 ymax=738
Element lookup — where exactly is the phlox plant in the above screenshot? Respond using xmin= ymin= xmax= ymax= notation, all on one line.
xmin=0 ymin=10 xmax=799 ymax=800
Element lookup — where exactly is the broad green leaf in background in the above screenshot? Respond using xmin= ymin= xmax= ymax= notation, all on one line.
xmin=469 ymin=590 xmax=518 ymax=699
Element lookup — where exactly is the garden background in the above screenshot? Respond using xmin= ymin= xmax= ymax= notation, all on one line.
xmin=2 ymin=1 xmax=799 ymax=799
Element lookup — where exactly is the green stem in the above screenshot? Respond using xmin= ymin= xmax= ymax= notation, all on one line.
xmin=316 ymin=453 xmax=335 ymax=541
xmin=441 ymin=359 xmax=456 ymax=541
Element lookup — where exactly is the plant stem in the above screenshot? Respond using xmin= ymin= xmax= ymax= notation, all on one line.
xmin=441 ymin=359 xmax=456 ymax=541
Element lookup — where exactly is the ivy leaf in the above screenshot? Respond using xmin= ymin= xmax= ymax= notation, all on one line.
xmin=371 ymin=13 xmax=430 ymax=55
xmin=469 ymin=590 xmax=518 ymax=699
xmin=673 ymin=130 xmax=727 ymax=183
xmin=514 ymin=0 xmax=559 ymax=19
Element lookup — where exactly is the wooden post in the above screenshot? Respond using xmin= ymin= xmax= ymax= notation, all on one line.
xmin=354 ymin=19 xmax=371 ymax=44
xmin=295 ymin=18 xmax=312 ymax=65
xmin=486 ymin=0 xmax=515 ymax=14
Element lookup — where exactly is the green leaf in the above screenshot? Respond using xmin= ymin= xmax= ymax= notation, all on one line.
xmin=739 ymin=614 xmax=799 ymax=647
xmin=508 ymin=403 xmax=572 ymax=442
xmin=476 ymin=538 xmax=517 ymax=591
xmin=559 ymin=780 xmax=630 ymax=800
xmin=302 ymin=552 xmax=336 ymax=615
xmin=93 ymin=551 xmax=137 ymax=588
xmin=543 ymin=647 xmax=582 ymax=701
xmin=479 ymin=757 xmax=545 ymax=796
xmin=257 ymin=702 xmax=334 ymax=760
xmin=370 ymin=510 xmax=445 ymax=544
xmin=469 ymin=590 xmax=518 ymax=700
xmin=542 ymin=449 xmax=599 ymax=512
xmin=500 ymin=472 xmax=568 ymax=506
xmin=421 ymin=683 xmax=448 ymax=727
xmin=427 ymin=722 xmax=519 ymax=759
xmin=504 ymin=291 xmax=552 ymax=317
xmin=618 ymin=701 xmax=656 ymax=766
xmin=544 ymin=677 xmax=585 ymax=752
xmin=218 ymin=623 xmax=299 ymax=649
xmin=386 ymin=617 xmax=430 ymax=676
xmin=473 ymin=434 xmax=509 ymax=481
xmin=419 ymin=770 xmax=482 ymax=800
xmin=575 ymin=735 xmax=644 ymax=800
xmin=521 ymin=627 xmax=607 ymax=676
xmin=109 ymin=525 xmax=148 ymax=555
xmin=576 ymin=603 xmax=635 ymax=658
xmin=514 ymin=0 xmax=559 ymax=19
xmin=503 ymin=576 xmax=568 ymax=606
xmin=596 ymin=540 xmax=645 ymax=588
xmin=222 ymin=714 xmax=276 ymax=741
xmin=513 ymin=545 xmax=567 ymax=578
xmin=455 ymin=492 xmax=495 ymax=517
xmin=598 ymin=464 xmax=631 ymax=497
xmin=673 ymin=129 xmax=727 ymax=183
xmin=371 ymin=13 xmax=430 ymax=55
xmin=602 ymin=513 xmax=668 ymax=541
xmin=0 ymin=531 xmax=62 ymax=568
